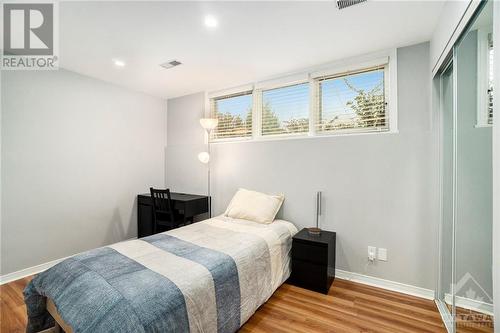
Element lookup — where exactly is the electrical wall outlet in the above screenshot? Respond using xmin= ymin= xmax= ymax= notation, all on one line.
xmin=378 ymin=248 xmax=388 ymax=261
xmin=368 ymin=246 xmax=377 ymax=261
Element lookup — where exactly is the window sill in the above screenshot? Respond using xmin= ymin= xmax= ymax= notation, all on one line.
xmin=211 ymin=128 xmax=399 ymax=145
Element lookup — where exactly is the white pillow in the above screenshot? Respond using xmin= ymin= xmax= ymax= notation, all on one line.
xmin=224 ymin=188 xmax=284 ymax=224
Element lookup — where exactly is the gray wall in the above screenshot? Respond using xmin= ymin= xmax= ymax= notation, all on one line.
xmin=166 ymin=42 xmax=440 ymax=290
xmin=1 ymin=69 xmax=166 ymax=275
xmin=166 ymin=93 xmax=207 ymax=198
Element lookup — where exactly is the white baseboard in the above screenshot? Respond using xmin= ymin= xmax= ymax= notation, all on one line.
xmin=0 ymin=237 xmax=137 ymax=285
xmin=2 ymin=256 xmax=437 ymax=304
xmin=2 ymin=258 xmax=435 ymax=303
xmin=2 ymin=254 xmax=493 ymax=317
xmin=0 ymin=257 xmax=66 ymax=285
xmin=444 ymin=293 xmax=494 ymax=315
xmin=334 ymin=269 xmax=494 ymax=315
xmin=335 ymin=268 xmax=435 ymax=300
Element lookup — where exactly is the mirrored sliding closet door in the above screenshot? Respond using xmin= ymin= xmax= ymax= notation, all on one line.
xmin=436 ymin=1 xmax=495 ymax=332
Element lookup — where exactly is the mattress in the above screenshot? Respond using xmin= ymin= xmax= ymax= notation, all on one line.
xmin=24 ymin=216 xmax=298 ymax=333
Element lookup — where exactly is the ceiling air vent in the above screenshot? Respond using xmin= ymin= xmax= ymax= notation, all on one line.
xmin=160 ymin=60 xmax=182 ymax=69
xmin=336 ymin=0 xmax=366 ymax=10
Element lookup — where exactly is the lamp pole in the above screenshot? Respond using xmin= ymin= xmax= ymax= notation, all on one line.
xmin=199 ymin=118 xmax=218 ymax=219
xmin=207 ymin=129 xmax=212 ymax=218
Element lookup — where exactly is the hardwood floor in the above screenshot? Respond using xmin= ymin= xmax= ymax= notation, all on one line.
xmin=0 ymin=276 xmax=32 ymax=333
xmin=455 ymin=307 xmax=495 ymax=333
xmin=242 ymin=279 xmax=447 ymax=333
xmin=0 ymin=276 xmax=492 ymax=333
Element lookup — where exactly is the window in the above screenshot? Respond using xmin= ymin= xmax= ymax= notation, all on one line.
xmin=315 ymin=66 xmax=388 ymax=133
xmin=208 ymin=50 xmax=396 ymax=142
xmin=210 ymin=91 xmax=253 ymax=139
xmin=487 ymin=32 xmax=493 ymax=125
xmin=477 ymin=29 xmax=494 ymax=126
xmin=261 ymin=83 xmax=310 ymax=136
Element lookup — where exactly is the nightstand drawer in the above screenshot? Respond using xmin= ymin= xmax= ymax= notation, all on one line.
xmin=290 ymin=259 xmax=327 ymax=292
xmin=292 ymin=240 xmax=327 ymax=265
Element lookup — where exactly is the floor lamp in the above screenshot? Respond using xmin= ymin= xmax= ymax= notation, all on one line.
xmin=198 ymin=118 xmax=218 ymax=218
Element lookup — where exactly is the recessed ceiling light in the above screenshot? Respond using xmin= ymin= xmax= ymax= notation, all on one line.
xmin=113 ymin=59 xmax=125 ymax=67
xmin=204 ymin=15 xmax=218 ymax=28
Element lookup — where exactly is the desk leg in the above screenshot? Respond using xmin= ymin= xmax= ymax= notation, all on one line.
xmin=138 ymin=203 xmax=154 ymax=238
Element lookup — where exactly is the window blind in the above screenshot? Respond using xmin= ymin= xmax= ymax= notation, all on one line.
xmin=210 ymin=91 xmax=253 ymax=139
xmin=261 ymin=82 xmax=310 ymax=136
xmin=315 ymin=66 xmax=388 ymax=133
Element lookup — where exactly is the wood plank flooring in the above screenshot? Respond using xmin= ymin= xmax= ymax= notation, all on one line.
xmin=455 ymin=307 xmax=495 ymax=333
xmin=0 ymin=276 xmax=492 ymax=332
xmin=242 ymin=279 xmax=447 ymax=333
xmin=0 ymin=276 xmax=32 ymax=333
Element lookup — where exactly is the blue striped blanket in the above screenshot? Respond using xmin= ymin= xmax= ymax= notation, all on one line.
xmin=24 ymin=216 xmax=297 ymax=333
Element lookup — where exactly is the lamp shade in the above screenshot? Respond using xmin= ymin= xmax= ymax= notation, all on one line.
xmin=199 ymin=118 xmax=218 ymax=130
xmin=198 ymin=152 xmax=210 ymax=164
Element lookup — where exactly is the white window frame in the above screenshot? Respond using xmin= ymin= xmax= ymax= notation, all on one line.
xmin=257 ymin=75 xmax=311 ymax=139
xmin=206 ymin=49 xmax=398 ymax=143
xmin=311 ymin=62 xmax=391 ymax=136
xmin=476 ymin=26 xmax=494 ymax=128
xmin=207 ymin=84 xmax=254 ymax=143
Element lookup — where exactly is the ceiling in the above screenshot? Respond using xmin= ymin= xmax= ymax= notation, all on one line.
xmin=59 ymin=1 xmax=446 ymax=99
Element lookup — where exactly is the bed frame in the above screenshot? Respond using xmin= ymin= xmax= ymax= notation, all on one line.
xmin=43 ymin=298 xmax=74 ymax=333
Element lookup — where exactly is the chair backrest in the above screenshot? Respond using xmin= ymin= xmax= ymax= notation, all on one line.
xmin=150 ymin=187 xmax=175 ymax=224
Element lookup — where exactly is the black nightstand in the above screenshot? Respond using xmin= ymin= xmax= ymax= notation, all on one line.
xmin=289 ymin=228 xmax=336 ymax=294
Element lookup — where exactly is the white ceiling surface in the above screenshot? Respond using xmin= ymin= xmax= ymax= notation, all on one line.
xmin=59 ymin=1 xmax=445 ymax=99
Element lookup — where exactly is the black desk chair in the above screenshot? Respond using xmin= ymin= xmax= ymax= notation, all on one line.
xmin=150 ymin=188 xmax=187 ymax=233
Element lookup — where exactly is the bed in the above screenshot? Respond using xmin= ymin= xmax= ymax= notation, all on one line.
xmin=24 ymin=215 xmax=298 ymax=333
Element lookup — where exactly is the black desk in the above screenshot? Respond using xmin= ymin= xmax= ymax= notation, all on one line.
xmin=137 ymin=193 xmax=209 ymax=238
